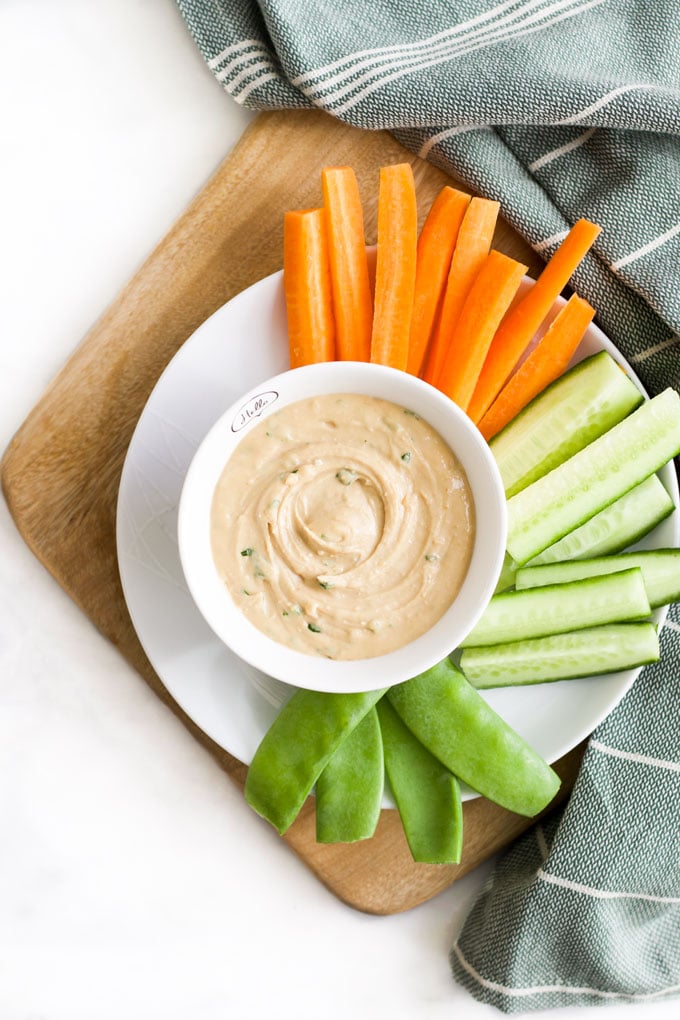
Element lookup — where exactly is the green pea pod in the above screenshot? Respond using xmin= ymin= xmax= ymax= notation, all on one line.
xmin=377 ymin=699 xmax=463 ymax=864
xmin=315 ymin=707 xmax=384 ymax=844
xmin=387 ymin=660 xmax=560 ymax=817
xmin=244 ymin=688 xmax=387 ymax=834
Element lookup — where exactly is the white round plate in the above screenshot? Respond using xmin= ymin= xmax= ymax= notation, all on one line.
xmin=116 ymin=271 xmax=679 ymax=802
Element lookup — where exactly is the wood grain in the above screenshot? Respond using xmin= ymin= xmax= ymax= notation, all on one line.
xmin=1 ymin=109 xmax=581 ymax=915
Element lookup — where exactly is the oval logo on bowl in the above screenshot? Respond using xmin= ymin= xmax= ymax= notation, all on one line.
xmin=231 ymin=390 xmax=279 ymax=433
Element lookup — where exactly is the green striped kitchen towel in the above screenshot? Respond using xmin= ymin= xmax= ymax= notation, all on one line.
xmin=175 ymin=0 xmax=680 ymax=1010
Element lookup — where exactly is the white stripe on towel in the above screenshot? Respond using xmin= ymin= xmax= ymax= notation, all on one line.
xmin=452 ymin=942 xmax=680 ymax=1000
xmin=209 ymin=39 xmax=266 ymax=70
xmin=556 ymin=82 xmax=670 ymax=125
xmin=223 ymin=58 xmax=278 ymax=94
xmin=538 ymin=867 xmax=680 ymax=903
xmin=528 ymin=127 xmax=596 ymax=171
xmin=292 ymin=0 xmax=546 ymax=87
xmin=612 ymin=221 xmax=680 ymax=270
xmin=330 ymin=0 xmax=604 ymax=116
xmin=590 ymin=738 xmax=680 ymax=774
xmin=233 ymin=71 xmax=282 ymax=104
xmin=418 ymin=124 xmax=490 ymax=159
xmin=534 ymin=229 xmax=569 ymax=252
xmin=215 ymin=47 xmax=275 ymax=83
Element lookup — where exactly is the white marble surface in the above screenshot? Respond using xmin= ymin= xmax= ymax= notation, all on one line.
xmin=1 ymin=3 xmax=676 ymax=1018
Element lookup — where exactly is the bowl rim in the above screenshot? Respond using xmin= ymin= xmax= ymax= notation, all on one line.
xmin=177 ymin=360 xmax=507 ymax=693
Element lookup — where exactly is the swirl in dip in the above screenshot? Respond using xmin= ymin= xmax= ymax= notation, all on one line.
xmin=210 ymin=393 xmax=475 ymax=660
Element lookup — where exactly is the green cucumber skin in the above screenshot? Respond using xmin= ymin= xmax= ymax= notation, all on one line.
xmin=387 ymin=660 xmax=560 ymax=818
xmin=377 ymin=699 xmax=463 ymax=864
xmin=498 ymin=475 xmax=675 ymax=592
xmin=460 ymin=568 xmax=651 ymax=648
xmin=529 ymin=475 xmax=674 ymax=566
xmin=244 ymin=687 xmax=387 ymax=834
xmin=515 ymin=549 xmax=680 ymax=609
xmin=460 ymin=623 xmax=660 ymax=688
xmin=315 ymin=708 xmax=384 ymax=844
xmin=490 ymin=351 xmax=643 ymax=498
xmin=506 ymin=388 xmax=680 ymax=566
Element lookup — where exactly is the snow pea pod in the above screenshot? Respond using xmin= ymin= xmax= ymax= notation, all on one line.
xmin=315 ymin=707 xmax=384 ymax=844
xmin=244 ymin=687 xmax=387 ymax=834
xmin=387 ymin=660 xmax=560 ymax=817
xmin=377 ymin=698 xmax=463 ymax=864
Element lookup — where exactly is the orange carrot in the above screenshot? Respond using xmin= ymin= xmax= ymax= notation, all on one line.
xmin=467 ymin=218 xmax=601 ymax=423
xmin=283 ymin=209 xmax=335 ymax=368
xmin=478 ymin=295 xmax=595 ymax=440
xmin=436 ymin=251 xmax=527 ymax=412
xmin=322 ymin=166 xmax=373 ymax=361
xmin=370 ymin=163 xmax=418 ymax=371
xmin=406 ymin=186 xmax=471 ymax=377
xmin=423 ymin=197 xmax=500 ymax=386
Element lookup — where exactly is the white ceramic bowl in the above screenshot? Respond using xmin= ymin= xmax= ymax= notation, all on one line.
xmin=177 ymin=361 xmax=506 ymax=693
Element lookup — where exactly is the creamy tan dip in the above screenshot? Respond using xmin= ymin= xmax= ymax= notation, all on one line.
xmin=210 ymin=393 xmax=475 ymax=660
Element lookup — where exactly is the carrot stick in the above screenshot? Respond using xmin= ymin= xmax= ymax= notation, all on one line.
xmin=467 ymin=218 xmax=601 ymax=423
xmin=423 ymin=197 xmax=500 ymax=385
xmin=321 ymin=166 xmax=373 ymax=361
xmin=436 ymin=251 xmax=527 ymax=412
xmin=370 ymin=163 xmax=418 ymax=371
xmin=478 ymin=294 xmax=595 ymax=440
xmin=283 ymin=209 xmax=336 ymax=368
xmin=406 ymin=186 xmax=471 ymax=377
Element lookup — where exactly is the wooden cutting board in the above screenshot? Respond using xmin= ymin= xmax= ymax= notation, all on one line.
xmin=1 ymin=109 xmax=584 ymax=915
